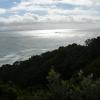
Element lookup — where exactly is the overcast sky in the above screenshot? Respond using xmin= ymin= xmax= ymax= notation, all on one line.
xmin=0 ymin=0 xmax=100 ymax=31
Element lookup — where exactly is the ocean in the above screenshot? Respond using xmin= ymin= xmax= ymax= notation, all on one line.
xmin=0 ymin=28 xmax=100 ymax=66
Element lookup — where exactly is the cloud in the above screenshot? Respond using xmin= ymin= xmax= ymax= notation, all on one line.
xmin=0 ymin=0 xmax=100 ymax=31
xmin=0 ymin=8 xmax=6 ymax=14
xmin=0 ymin=13 xmax=40 ymax=26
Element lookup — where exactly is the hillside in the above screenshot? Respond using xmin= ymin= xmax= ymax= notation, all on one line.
xmin=0 ymin=36 xmax=100 ymax=88
xmin=0 ymin=36 xmax=100 ymax=100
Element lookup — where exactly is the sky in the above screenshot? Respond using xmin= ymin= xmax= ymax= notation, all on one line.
xmin=0 ymin=0 xmax=100 ymax=31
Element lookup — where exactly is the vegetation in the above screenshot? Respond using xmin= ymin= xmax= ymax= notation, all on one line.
xmin=0 ymin=36 xmax=100 ymax=99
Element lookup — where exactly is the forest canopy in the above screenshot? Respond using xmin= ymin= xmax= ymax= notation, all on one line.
xmin=0 ymin=36 xmax=100 ymax=100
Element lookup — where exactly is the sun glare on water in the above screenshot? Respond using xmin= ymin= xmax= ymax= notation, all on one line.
xmin=17 ymin=29 xmax=84 ymax=38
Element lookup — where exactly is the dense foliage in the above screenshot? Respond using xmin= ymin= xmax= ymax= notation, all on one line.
xmin=1 ymin=69 xmax=100 ymax=100
xmin=0 ymin=36 xmax=100 ymax=100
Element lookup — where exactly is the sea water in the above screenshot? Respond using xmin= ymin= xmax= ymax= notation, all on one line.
xmin=0 ymin=28 xmax=100 ymax=66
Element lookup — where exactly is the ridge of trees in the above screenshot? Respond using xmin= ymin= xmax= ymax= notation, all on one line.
xmin=0 ymin=36 xmax=100 ymax=100
xmin=0 ymin=36 xmax=100 ymax=88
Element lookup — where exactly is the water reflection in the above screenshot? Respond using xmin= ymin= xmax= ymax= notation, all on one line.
xmin=0 ymin=29 xmax=100 ymax=65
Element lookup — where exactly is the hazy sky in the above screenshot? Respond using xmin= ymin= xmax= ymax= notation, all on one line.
xmin=0 ymin=0 xmax=100 ymax=31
